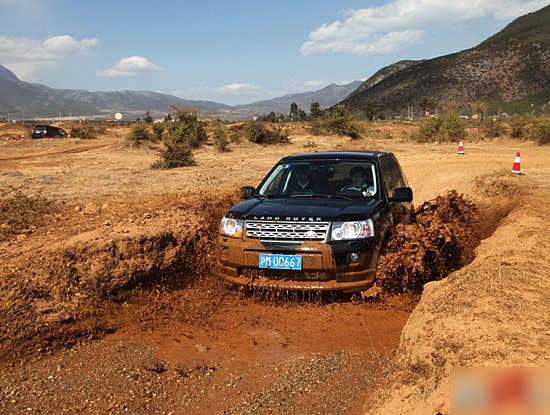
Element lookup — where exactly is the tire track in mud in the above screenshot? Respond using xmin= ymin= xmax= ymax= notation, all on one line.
xmin=0 ymin=141 xmax=116 ymax=162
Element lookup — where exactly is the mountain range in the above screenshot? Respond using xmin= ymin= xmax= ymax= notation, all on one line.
xmin=1 ymin=5 xmax=548 ymax=119
xmin=0 ymin=64 xmax=361 ymax=120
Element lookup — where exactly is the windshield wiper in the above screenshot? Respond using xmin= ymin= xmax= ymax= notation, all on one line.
xmin=289 ymin=193 xmax=352 ymax=200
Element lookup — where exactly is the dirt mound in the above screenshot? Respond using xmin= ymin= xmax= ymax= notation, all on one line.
xmin=367 ymin=174 xmax=549 ymax=415
xmin=376 ymin=191 xmax=479 ymax=293
xmin=0 ymin=192 xmax=238 ymax=362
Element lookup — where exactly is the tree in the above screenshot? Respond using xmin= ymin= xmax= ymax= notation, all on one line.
xmin=289 ymin=102 xmax=299 ymax=121
xmin=309 ymin=102 xmax=322 ymax=120
xmin=364 ymin=99 xmax=384 ymax=121
xmin=418 ymin=97 xmax=437 ymax=114
xmin=143 ymin=111 xmax=154 ymax=123
xmin=298 ymin=109 xmax=307 ymax=121
xmin=313 ymin=105 xmax=361 ymax=139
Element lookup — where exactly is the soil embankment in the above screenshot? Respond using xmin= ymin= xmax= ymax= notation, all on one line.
xmin=367 ymin=171 xmax=550 ymax=415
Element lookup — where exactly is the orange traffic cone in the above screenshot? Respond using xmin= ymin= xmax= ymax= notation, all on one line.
xmin=458 ymin=140 xmax=464 ymax=155
xmin=512 ymin=152 xmax=522 ymax=174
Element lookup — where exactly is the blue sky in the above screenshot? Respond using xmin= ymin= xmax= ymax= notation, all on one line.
xmin=0 ymin=0 xmax=548 ymax=105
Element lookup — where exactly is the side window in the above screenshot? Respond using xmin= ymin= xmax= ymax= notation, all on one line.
xmin=381 ymin=157 xmax=403 ymax=196
xmin=394 ymin=159 xmax=409 ymax=187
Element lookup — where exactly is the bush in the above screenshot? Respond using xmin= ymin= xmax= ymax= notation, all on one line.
xmin=417 ymin=113 xmax=466 ymax=143
xmin=151 ymin=123 xmax=164 ymax=142
xmin=229 ymin=131 xmax=241 ymax=143
xmin=528 ymin=117 xmax=550 ymax=145
xmin=480 ymin=119 xmax=505 ymax=138
xmin=165 ymin=107 xmax=208 ymax=149
xmin=129 ymin=124 xmax=151 ymax=146
xmin=312 ymin=105 xmax=361 ymax=139
xmin=213 ymin=127 xmax=229 ymax=152
xmin=510 ymin=115 xmax=528 ymax=139
xmin=152 ymin=140 xmax=195 ymax=169
xmin=69 ymin=122 xmax=99 ymax=139
xmin=243 ymin=121 xmax=290 ymax=144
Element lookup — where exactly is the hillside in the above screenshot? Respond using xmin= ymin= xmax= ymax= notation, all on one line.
xmin=0 ymin=65 xmax=230 ymax=118
xmin=342 ymin=5 xmax=550 ymax=116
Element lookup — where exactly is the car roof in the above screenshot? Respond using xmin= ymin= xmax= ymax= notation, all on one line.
xmin=279 ymin=151 xmax=391 ymax=162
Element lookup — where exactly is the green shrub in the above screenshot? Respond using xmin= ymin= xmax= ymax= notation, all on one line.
xmin=165 ymin=107 xmax=207 ymax=149
xmin=312 ymin=105 xmax=361 ymax=139
xmin=528 ymin=117 xmax=550 ymax=145
xmin=481 ymin=119 xmax=506 ymax=138
xmin=152 ymin=140 xmax=195 ymax=169
xmin=243 ymin=121 xmax=289 ymax=144
xmin=151 ymin=123 xmax=164 ymax=142
xmin=417 ymin=113 xmax=466 ymax=143
xmin=129 ymin=124 xmax=151 ymax=146
xmin=213 ymin=127 xmax=229 ymax=152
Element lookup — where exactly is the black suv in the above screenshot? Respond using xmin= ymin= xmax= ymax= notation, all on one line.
xmin=218 ymin=152 xmax=413 ymax=293
xmin=31 ymin=125 xmax=68 ymax=139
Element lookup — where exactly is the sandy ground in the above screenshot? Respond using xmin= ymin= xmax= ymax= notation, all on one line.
xmin=0 ymin=121 xmax=549 ymax=414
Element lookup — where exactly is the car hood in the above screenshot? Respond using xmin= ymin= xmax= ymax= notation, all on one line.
xmin=227 ymin=197 xmax=383 ymax=222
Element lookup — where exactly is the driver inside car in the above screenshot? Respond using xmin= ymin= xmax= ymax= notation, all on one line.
xmin=341 ymin=166 xmax=375 ymax=197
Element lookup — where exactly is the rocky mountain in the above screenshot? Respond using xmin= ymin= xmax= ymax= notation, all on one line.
xmin=229 ymin=81 xmax=363 ymax=117
xmin=341 ymin=5 xmax=550 ymax=116
xmin=0 ymin=65 xmax=230 ymax=118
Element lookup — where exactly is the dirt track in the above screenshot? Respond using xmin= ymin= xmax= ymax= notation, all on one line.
xmin=0 ymin=122 xmax=549 ymax=414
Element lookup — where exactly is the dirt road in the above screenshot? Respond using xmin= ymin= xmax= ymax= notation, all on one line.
xmin=0 ymin=121 xmax=548 ymax=414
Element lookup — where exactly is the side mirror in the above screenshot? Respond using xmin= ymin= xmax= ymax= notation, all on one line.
xmin=390 ymin=187 xmax=413 ymax=203
xmin=241 ymin=186 xmax=255 ymax=200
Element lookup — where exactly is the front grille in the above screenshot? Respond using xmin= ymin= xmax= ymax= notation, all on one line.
xmin=245 ymin=220 xmax=329 ymax=243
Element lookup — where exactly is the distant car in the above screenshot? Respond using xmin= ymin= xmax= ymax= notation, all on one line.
xmin=31 ymin=125 xmax=68 ymax=139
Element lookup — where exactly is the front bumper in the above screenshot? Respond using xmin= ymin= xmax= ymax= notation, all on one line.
xmin=218 ymin=235 xmax=379 ymax=293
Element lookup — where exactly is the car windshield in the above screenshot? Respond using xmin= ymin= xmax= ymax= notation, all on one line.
xmin=256 ymin=160 xmax=378 ymax=199
xmin=34 ymin=127 xmax=47 ymax=132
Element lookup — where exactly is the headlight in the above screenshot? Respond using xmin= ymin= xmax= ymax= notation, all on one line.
xmin=221 ymin=217 xmax=243 ymax=236
xmin=331 ymin=219 xmax=374 ymax=241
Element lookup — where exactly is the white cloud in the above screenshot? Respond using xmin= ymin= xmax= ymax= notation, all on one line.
xmin=300 ymin=0 xmax=549 ymax=56
xmin=0 ymin=35 xmax=99 ymax=81
xmin=0 ymin=35 xmax=99 ymax=62
xmin=207 ymin=83 xmax=264 ymax=95
xmin=96 ymin=56 xmax=161 ymax=77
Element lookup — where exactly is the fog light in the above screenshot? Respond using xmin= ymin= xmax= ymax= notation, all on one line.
xmin=348 ymin=252 xmax=359 ymax=263
xmin=220 ymin=247 xmax=229 ymax=259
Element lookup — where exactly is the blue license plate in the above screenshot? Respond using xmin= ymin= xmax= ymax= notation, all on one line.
xmin=259 ymin=254 xmax=302 ymax=270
